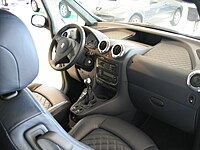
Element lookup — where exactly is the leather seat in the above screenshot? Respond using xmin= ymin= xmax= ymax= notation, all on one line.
xmin=0 ymin=9 xmax=91 ymax=150
xmin=0 ymin=9 xmax=158 ymax=150
xmin=28 ymin=83 xmax=71 ymax=127
xmin=70 ymin=115 xmax=158 ymax=150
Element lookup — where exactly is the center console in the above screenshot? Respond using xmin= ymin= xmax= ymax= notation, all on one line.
xmin=96 ymin=57 xmax=119 ymax=90
xmin=70 ymin=56 xmax=120 ymax=120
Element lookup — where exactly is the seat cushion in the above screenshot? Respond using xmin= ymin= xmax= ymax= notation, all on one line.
xmin=81 ymin=128 xmax=132 ymax=150
xmin=33 ymin=92 xmax=53 ymax=109
xmin=28 ymin=83 xmax=71 ymax=128
xmin=69 ymin=115 xmax=158 ymax=150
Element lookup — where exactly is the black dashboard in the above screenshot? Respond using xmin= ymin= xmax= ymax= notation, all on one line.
xmin=67 ymin=22 xmax=200 ymax=134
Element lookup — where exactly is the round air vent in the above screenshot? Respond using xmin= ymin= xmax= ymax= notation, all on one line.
xmin=98 ymin=40 xmax=110 ymax=53
xmin=111 ymin=44 xmax=125 ymax=58
xmin=61 ymin=30 xmax=70 ymax=38
xmin=187 ymin=70 xmax=200 ymax=92
xmin=62 ymin=32 xmax=68 ymax=37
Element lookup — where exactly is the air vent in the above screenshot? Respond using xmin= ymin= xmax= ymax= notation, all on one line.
xmin=61 ymin=31 xmax=70 ymax=38
xmin=187 ymin=70 xmax=200 ymax=92
xmin=111 ymin=44 xmax=125 ymax=58
xmin=98 ymin=40 xmax=110 ymax=53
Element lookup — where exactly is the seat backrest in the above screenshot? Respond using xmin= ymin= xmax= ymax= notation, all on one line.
xmin=0 ymin=9 xmax=92 ymax=150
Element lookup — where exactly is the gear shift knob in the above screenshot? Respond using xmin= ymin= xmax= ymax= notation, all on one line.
xmin=84 ymin=78 xmax=92 ymax=86
xmin=84 ymin=78 xmax=93 ymax=105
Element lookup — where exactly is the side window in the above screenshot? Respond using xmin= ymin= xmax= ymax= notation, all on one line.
xmin=1 ymin=1 xmax=62 ymax=89
xmin=58 ymin=0 xmax=85 ymax=25
xmin=30 ymin=0 xmax=63 ymax=89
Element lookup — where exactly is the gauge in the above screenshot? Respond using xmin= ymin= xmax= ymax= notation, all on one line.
xmin=86 ymin=33 xmax=98 ymax=49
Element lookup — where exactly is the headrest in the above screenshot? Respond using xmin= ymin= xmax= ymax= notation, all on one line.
xmin=0 ymin=10 xmax=39 ymax=95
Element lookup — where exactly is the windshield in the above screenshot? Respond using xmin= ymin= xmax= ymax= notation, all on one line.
xmin=43 ymin=0 xmax=200 ymax=38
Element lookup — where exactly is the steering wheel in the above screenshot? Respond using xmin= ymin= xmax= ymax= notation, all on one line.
xmin=48 ymin=24 xmax=85 ymax=71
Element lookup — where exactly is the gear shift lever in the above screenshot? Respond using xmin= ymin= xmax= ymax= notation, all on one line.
xmin=84 ymin=78 xmax=94 ymax=105
xmin=70 ymin=77 xmax=97 ymax=115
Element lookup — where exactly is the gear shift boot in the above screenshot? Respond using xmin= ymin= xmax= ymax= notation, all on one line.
xmin=70 ymin=78 xmax=97 ymax=115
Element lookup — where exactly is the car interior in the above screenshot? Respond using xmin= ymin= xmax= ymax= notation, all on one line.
xmin=1 ymin=0 xmax=200 ymax=149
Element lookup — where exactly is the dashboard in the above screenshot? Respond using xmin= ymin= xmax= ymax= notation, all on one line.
xmin=66 ymin=22 xmax=200 ymax=134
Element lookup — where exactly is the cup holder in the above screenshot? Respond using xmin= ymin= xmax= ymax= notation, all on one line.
xmin=93 ymin=84 xmax=116 ymax=101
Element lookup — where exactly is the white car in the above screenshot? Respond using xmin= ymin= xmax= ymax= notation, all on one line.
xmin=93 ymin=0 xmax=183 ymax=26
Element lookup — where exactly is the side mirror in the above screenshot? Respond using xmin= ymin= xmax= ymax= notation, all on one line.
xmin=31 ymin=14 xmax=48 ymax=28
xmin=187 ymin=8 xmax=198 ymax=22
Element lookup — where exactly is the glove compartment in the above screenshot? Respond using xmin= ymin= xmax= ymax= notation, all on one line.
xmin=127 ymin=55 xmax=200 ymax=133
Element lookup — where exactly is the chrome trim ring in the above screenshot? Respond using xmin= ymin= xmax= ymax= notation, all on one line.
xmin=98 ymin=39 xmax=110 ymax=53
xmin=111 ymin=44 xmax=125 ymax=58
xmin=187 ymin=70 xmax=200 ymax=92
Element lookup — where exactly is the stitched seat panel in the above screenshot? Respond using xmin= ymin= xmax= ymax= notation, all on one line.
xmin=32 ymin=92 xmax=52 ymax=109
xmin=81 ymin=129 xmax=132 ymax=150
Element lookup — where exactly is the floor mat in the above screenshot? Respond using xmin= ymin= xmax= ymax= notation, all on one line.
xmin=140 ymin=117 xmax=194 ymax=150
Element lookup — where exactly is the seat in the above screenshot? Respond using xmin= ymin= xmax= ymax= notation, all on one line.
xmin=28 ymin=83 xmax=71 ymax=127
xmin=69 ymin=115 xmax=157 ymax=150
xmin=0 ymin=9 xmax=91 ymax=150
xmin=0 ymin=9 xmax=157 ymax=150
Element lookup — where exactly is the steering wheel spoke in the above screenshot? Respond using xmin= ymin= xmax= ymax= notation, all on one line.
xmin=54 ymin=34 xmax=62 ymax=43
xmin=66 ymin=52 xmax=75 ymax=62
